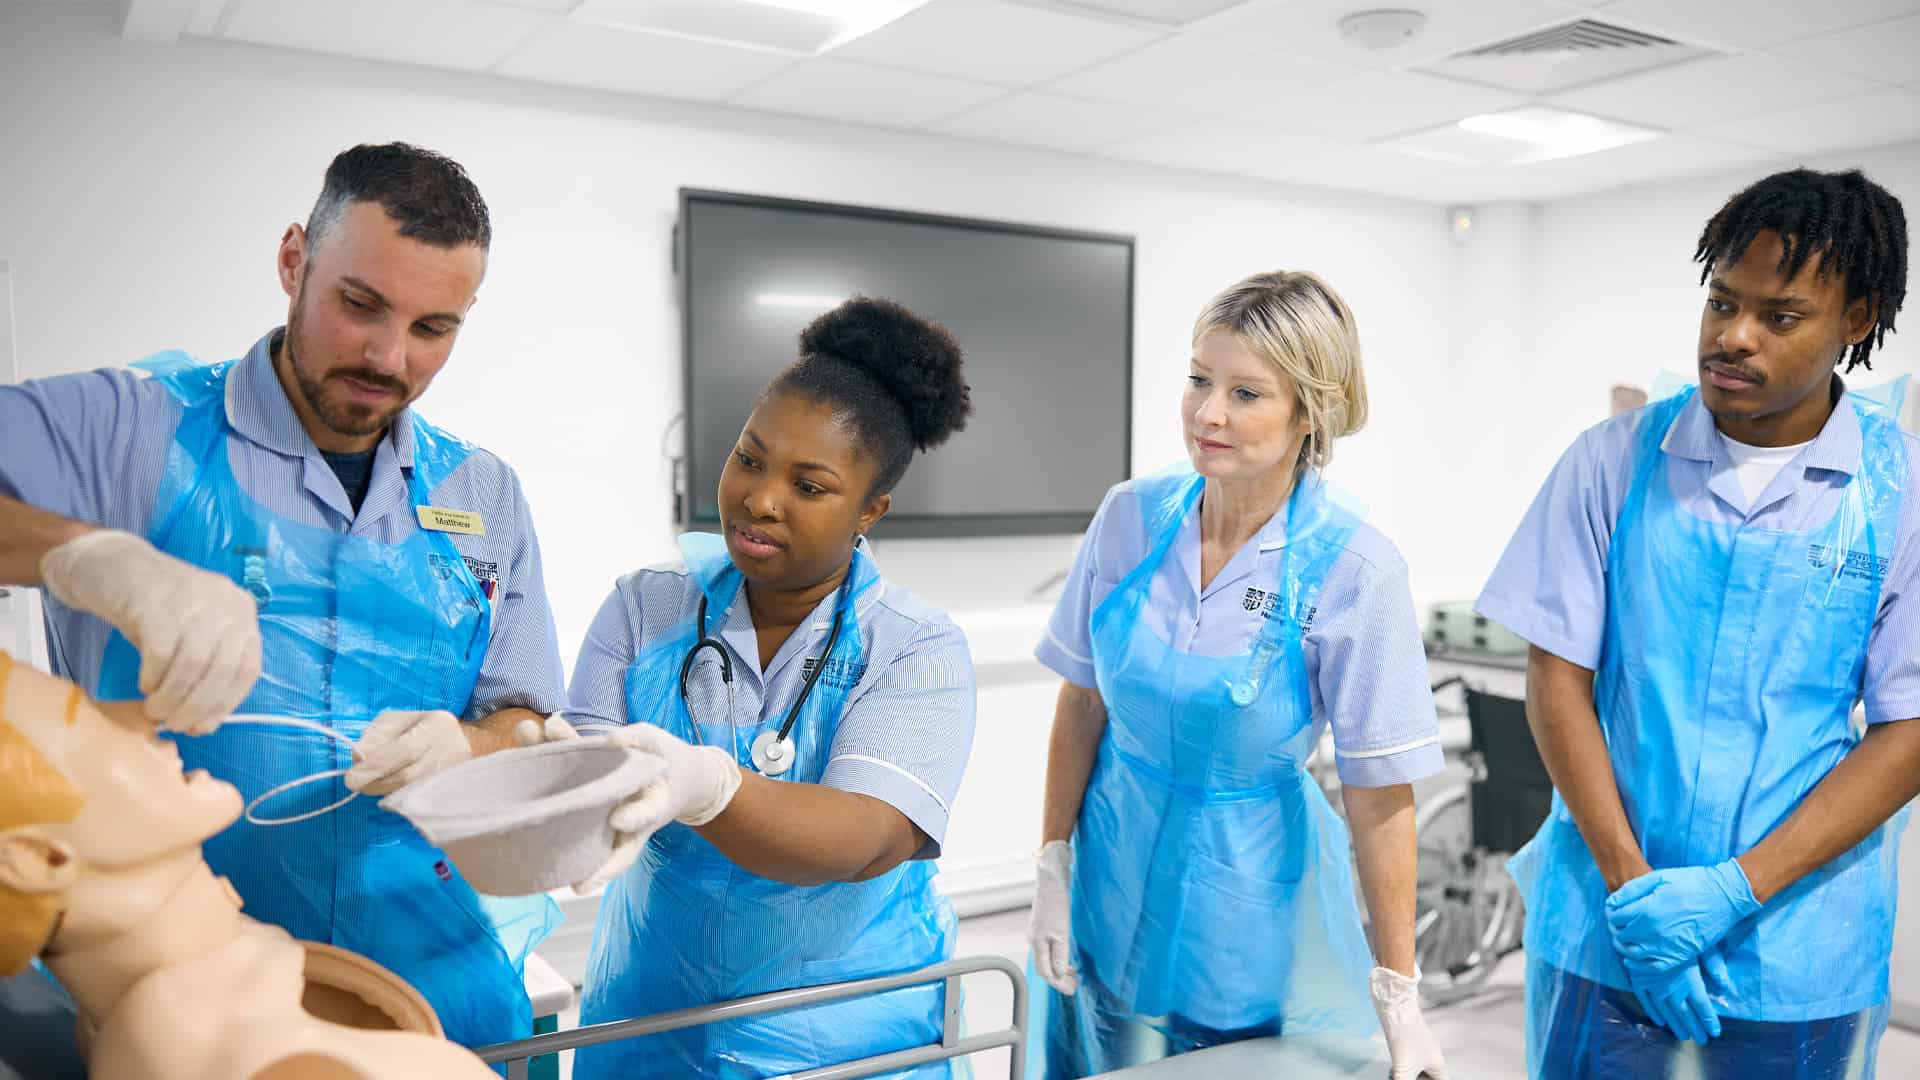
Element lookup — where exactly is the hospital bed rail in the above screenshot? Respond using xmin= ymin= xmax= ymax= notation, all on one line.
xmin=474 ymin=954 xmax=1028 ymax=1080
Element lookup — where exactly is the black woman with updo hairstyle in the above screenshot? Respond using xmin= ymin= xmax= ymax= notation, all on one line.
xmin=526 ymin=297 xmax=979 ymax=1079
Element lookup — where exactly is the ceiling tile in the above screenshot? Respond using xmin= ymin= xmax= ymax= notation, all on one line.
xmin=932 ymin=90 xmax=1192 ymax=151
xmin=1278 ymin=71 xmax=1527 ymax=141
xmin=572 ymin=0 xmax=916 ymax=55
xmin=1768 ymin=12 xmax=1920 ymax=83
xmin=1045 ymin=32 xmax=1360 ymax=109
xmin=1549 ymin=53 xmax=1877 ymax=129
xmin=1101 ymin=124 xmax=1352 ymax=178
xmin=219 ymin=0 xmax=550 ymax=71
xmin=1496 ymin=133 xmax=1781 ymax=199
xmin=1696 ymin=87 xmax=1920 ymax=155
xmin=1100 ymin=124 xmax=1503 ymax=201
xmin=1185 ymin=0 xmax=1591 ymax=71
xmin=1598 ymin=0 xmax=1920 ymax=51
xmin=491 ymin=0 xmax=582 ymax=11
xmin=729 ymin=58 xmax=1007 ymax=128
xmin=494 ymin=21 xmax=797 ymax=99
xmin=185 ymin=0 xmax=229 ymax=36
xmin=832 ymin=0 xmax=1164 ymax=87
xmin=1043 ymin=0 xmax=1254 ymax=25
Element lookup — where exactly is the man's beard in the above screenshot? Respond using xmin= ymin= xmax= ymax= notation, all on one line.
xmin=285 ymin=303 xmax=411 ymax=438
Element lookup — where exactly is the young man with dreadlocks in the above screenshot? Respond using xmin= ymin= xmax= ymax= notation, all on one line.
xmin=1477 ymin=167 xmax=1920 ymax=1077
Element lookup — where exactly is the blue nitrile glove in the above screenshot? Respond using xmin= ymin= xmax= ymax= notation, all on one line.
xmin=1626 ymin=951 xmax=1731 ymax=1045
xmin=1605 ymin=860 xmax=1761 ymax=973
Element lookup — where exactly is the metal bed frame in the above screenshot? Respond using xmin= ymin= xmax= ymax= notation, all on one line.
xmin=475 ymin=956 xmax=1028 ymax=1080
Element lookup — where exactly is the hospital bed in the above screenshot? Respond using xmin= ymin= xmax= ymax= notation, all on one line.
xmin=474 ymin=955 xmax=1028 ymax=1080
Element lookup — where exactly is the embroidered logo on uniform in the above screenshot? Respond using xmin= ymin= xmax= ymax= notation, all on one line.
xmin=1806 ymin=544 xmax=1889 ymax=581
xmin=801 ymin=656 xmax=867 ymax=689
xmin=463 ymin=557 xmax=501 ymax=604
xmin=1242 ymin=587 xmax=1315 ymax=630
xmin=427 ymin=554 xmax=501 ymax=609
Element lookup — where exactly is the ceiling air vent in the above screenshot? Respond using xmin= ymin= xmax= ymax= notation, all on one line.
xmin=1418 ymin=18 xmax=1716 ymax=94
xmin=1466 ymin=19 xmax=1676 ymax=57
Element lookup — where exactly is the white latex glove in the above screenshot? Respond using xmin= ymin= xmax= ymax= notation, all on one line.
xmin=345 ymin=709 xmax=471 ymax=795
xmin=1028 ymin=839 xmax=1078 ymax=995
xmin=39 ymin=529 xmax=262 ymax=735
xmin=519 ymin=717 xmax=742 ymax=894
xmin=1370 ymin=966 xmax=1450 ymax=1080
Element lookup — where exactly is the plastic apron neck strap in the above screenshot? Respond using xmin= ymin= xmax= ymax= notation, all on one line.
xmin=678 ymin=532 xmax=744 ymax=619
xmin=1232 ymin=472 xmax=1340 ymax=707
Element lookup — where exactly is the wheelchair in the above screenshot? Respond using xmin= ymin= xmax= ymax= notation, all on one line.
xmin=1411 ymin=674 xmax=1554 ymax=1006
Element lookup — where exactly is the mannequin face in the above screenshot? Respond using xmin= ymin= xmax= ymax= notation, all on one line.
xmin=0 ymin=656 xmax=241 ymax=872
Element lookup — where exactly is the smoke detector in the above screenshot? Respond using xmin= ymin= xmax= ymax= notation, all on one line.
xmin=1338 ymin=9 xmax=1427 ymax=51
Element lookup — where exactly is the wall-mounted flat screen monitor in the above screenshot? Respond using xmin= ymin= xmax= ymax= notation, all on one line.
xmin=679 ymin=189 xmax=1134 ymax=537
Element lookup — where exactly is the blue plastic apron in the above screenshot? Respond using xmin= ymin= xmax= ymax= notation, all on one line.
xmin=1037 ymin=469 xmax=1379 ymax=1077
xmin=575 ymin=533 xmax=960 ymax=1080
xmin=96 ymin=354 xmax=557 ymax=1051
xmin=1510 ymin=384 xmax=1907 ymax=1077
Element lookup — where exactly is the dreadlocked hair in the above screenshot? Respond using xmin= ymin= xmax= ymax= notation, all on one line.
xmin=1694 ymin=168 xmax=1907 ymax=373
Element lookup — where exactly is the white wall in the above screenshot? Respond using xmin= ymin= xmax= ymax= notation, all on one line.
xmin=0 ymin=3 xmax=1462 ymax=890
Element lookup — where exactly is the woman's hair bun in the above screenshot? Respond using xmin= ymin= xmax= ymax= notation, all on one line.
xmin=799 ymin=296 xmax=972 ymax=450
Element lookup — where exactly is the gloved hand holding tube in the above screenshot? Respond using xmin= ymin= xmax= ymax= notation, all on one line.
xmin=39 ymin=529 xmax=262 ymax=735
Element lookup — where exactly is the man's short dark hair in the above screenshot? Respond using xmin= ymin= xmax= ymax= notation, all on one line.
xmin=1695 ymin=168 xmax=1906 ymax=372
xmin=305 ymin=142 xmax=491 ymax=251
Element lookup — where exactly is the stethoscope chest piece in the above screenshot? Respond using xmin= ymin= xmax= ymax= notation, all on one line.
xmin=751 ymin=729 xmax=795 ymax=776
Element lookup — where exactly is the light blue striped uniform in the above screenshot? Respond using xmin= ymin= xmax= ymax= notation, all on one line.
xmin=1478 ymin=387 xmax=1920 ymax=725
xmin=0 ymin=328 xmax=566 ymax=717
xmin=1037 ymin=477 xmax=1444 ymax=787
xmin=567 ymin=541 xmax=976 ymax=855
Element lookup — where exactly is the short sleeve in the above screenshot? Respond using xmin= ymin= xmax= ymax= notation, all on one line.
xmin=466 ymin=466 xmax=567 ymax=719
xmin=0 ymin=368 xmax=175 ymax=532
xmin=1308 ymin=536 xmax=1445 ymax=787
xmin=1863 ymin=434 xmax=1920 ymax=725
xmin=1476 ymin=422 xmax=1630 ymax=670
xmin=1036 ymin=486 xmax=1121 ymax=688
xmin=565 ymin=581 xmax=642 ymax=733
xmin=820 ymin=617 xmax=976 ymax=859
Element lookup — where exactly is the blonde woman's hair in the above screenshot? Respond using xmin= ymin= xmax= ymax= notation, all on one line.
xmin=1192 ymin=270 xmax=1368 ymax=471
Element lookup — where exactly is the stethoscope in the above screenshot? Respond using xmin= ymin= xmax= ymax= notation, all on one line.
xmin=678 ymin=577 xmax=851 ymax=776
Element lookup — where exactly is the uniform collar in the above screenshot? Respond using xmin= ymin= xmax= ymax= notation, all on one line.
xmin=225 ymin=328 xmax=415 ymax=468
xmin=1175 ymin=491 xmax=1290 ymax=601
xmin=1661 ymin=378 xmax=1860 ymax=479
xmin=715 ymin=537 xmax=886 ymax=680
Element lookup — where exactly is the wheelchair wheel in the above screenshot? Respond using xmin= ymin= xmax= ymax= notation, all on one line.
xmin=1413 ymin=783 xmax=1520 ymax=1006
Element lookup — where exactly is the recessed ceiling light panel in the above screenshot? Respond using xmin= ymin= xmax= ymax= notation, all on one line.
xmin=1379 ymin=105 xmax=1663 ymax=165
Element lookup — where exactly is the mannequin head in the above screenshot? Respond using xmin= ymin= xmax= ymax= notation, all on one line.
xmin=0 ymin=651 xmax=243 ymax=973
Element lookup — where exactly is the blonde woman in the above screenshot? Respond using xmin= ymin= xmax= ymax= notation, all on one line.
xmin=1026 ymin=272 xmax=1449 ymax=1078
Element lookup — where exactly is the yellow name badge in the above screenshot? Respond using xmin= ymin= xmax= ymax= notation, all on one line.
xmin=416 ymin=506 xmax=486 ymax=536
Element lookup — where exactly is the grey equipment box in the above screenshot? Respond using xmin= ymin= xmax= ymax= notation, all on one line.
xmin=1424 ymin=601 xmax=1528 ymax=656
